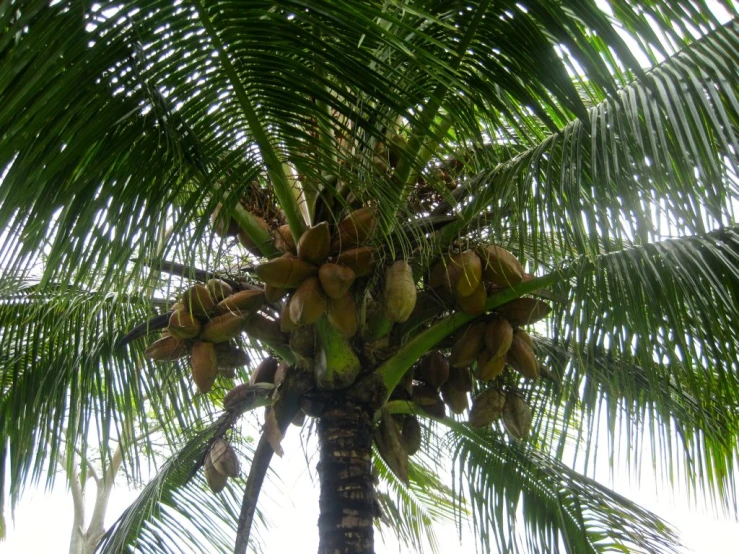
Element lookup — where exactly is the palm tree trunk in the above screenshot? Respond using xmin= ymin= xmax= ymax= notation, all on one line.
xmin=317 ymin=402 xmax=375 ymax=554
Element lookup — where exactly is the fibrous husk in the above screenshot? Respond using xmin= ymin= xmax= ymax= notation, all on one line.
xmin=249 ymin=356 xmax=279 ymax=385
xmin=374 ymin=410 xmax=408 ymax=483
xmin=334 ymin=207 xmax=377 ymax=249
xmin=418 ymin=350 xmax=449 ymax=389
xmin=205 ymin=457 xmax=228 ymax=493
xmin=206 ymin=278 xmax=233 ymax=303
xmin=180 ymin=284 xmax=215 ymax=317
xmin=289 ymin=325 xmax=315 ymax=358
xmin=384 ymin=260 xmax=417 ymax=323
xmin=441 ymin=383 xmax=469 ymax=414
xmin=223 ymin=383 xmax=251 ymax=411
xmin=448 ymin=250 xmax=482 ymax=298
xmin=214 ymin=343 xmax=249 ymax=369
xmin=200 ymin=312 xmax=248 ymax=343
xmin=446 ymin=366 xmax=473 ymax=393
xmin=289 ymin=276 xmax=328 ymax=326
xmin=211 ymin=204 xmax=239 ymax=238
xmin=468 ymin=388 xmax=506 ymax=427
xmin=210 ymin=438 xmax=240 ymax=477
xmin=484 ymin=319 xmax=514 ymax=359
xmin=502 ymin=393 xmax=533 ymax=439
xmin=412 ymin=383 xmax=440 ymax=406
xmin=476 ymin=350 xmax=506 ymax=382
xmin=237 ymin=216 xmax=271 ymax=255
xmin=495 ymin=298 xmax=551 ymax=327
xmin=456 ymin=281 xmax=487 ymax=316
xmin=515 ymin=329 xmax=534 ymax=348
xmin=297 ymin=221 xmax=331 ymax=265
xmin=255 ymin=254 xmax=318 ymax=288
xmin=242 ymin=314 xmax=285 ymax=346
xmin=145 ymin=336 xmax=189 ymax=361
xmin=477 ymin=245 xmax=524 ymax=287
xmin=449 ymin=322 xmax=486 ymax=368
xmin=318 ymin=263 xmax=356 ymax=299
xmin=273 ymin=224 xmax=296 ymax=253
xmin=264 ymin=283 xmax=288 ymax=303
xmin=507 ymin=334 xmax=540 ymax=380
xmin=401 ymin=416 xmax=422 ymax=456
xmin=273 ymin=362 xmax=288 ymax=386
xmin=334 ymin=246 xmax=378 ymax=277
xmin=191 ymin=341 xmax=218 ymax=393
xmin=214 ymin=289 xmax=265 ymax=316
xmin=327 ymin=293 xmax=358 ymax=338
xmin=291 ymin=409 xmax=306 ymax=427
xmin=168 ymin=309 xmax=202 ymax=340
xmin=427 ymin=259 xmax=448 ymax=290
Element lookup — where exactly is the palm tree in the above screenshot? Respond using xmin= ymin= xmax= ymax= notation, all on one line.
xmin=2 ymin=1 xmax=739 ymax=552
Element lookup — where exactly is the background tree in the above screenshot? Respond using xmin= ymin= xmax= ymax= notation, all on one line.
xmin=2 ymin=1 xmax=739 ymax=553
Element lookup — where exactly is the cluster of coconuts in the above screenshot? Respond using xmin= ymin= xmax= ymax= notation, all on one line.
xmin=253 ymin=207 xmax=379 ymax=338
xmin=204 ymin=437 xmax=240 ymax=493
xmin=143 ymin=279 xmax=264 ymax=393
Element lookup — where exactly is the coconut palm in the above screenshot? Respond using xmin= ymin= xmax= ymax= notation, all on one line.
xmin=2 ymin=1 xmax=739 ymax=553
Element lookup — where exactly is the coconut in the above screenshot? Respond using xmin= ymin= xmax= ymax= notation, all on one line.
xmin=205 ymin=457 xmax=228 ymax=493
xmin=456 ymin=281 xmax=487 ymax=316
xmin=417 ymin=350 xmax=450 ymax=389
xmin=384 ymin=260 xmax=417 ymax=323
xmin=448 ymin=250 xmax=482 ymax=298
xmin=168 ymin=309 xmax=202 ymax=340
xmin=180 ymin=284 xmax=215 ymax=317
xmin=318 ymin=263 xmax=356 ymax=299
xmin=214 ymin=289 xmax=264 ymax=316
xmin=507 ymin=334 xmax=540 ymax=380
xmin=401 ymin=415 xmax=422 ymax=455
xmin=449 ymin=322 xmax=487 ymax=368
xmin=289 ymin=276 xmax=328 ymax=326
xmin=191 ymin=341 xmax=218 ymax=393
xmin=200 ymin=312 xmax=248 ymax=343
xmin=273 ymin=224 xmax=296 ymax=253
xmin=214 ymin=343 xmax=249 ymax=369
xmin=495 ymin=298 xmax=551 ymax=327
xmin=145 ymin=335 xmax=189 ymax=361
xmin=484 ymin=319 xmax=514 ymax=359
xmin=412 ymin=383 xmax=440 ymax=406
xmin=441 ymin=383 xmax=469 ymax=414
xmin=297 ymin=221 xmax=331 ymax=265
xmin=206 ymin=278 xmax=233 ymax=303
xmin=514 ymin=328 xmax=534 ymax=348
xmin=264 ymin=284 xmax=288 ymax=303
xmin=334 ymin=246 xmax=378 ymax=277
xmin=446 ymin=366 xmax=473 ymax=393
xmin=255 ymin=254 xmax=318 ymax=288
xmin=468 ymin=388 xmax=506 ymax=427
xmin=210 ymin=438 xmax=240 ymax=477
xmin=502 ymin=393 xmax=533 ymax=439
xmin=477 ymin=245 xmax=524 ymax=287
xmin=334 ymin=207 xmax=377 ymax=249
xmin=475 ymin=350 xmax=507 ymax=382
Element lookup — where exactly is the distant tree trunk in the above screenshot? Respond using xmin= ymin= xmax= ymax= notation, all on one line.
xmin=317 ymin=402 xmax=375 ymax=554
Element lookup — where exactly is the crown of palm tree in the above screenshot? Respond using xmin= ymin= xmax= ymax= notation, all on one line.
xmin=1 ymin=1 xmax=739 ymax=553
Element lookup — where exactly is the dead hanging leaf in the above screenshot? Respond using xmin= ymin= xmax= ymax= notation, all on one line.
xmin=263 ymin=407 xmax=285 ymax=457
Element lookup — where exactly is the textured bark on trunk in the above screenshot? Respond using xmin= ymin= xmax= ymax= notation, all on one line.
xmin=317 ymin=402 xmax=375 ymax=554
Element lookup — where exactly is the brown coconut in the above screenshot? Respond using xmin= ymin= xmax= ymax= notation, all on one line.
xmin=255 ymin=254 xmax=318 ymax=289
xmin=205 ymin=457 xmax=228 ymax=493
xmin=446 ymin=366 xmax=473 ymax=393
xmin=477 ymin=245 xmax=524 ymax=287
xmin=214 ymin=289 xmax=265 ymax=316
xmin=441 ymin=383 xmax=469 ymax=414
xmin=168 ymin=309 xmax=202 ymax=340
xmin=210 ymin=438 xmax=240 ymax=477
xmin=191 ymin=341 xmax=218 ymax=393
xmin=280 ymin=297 xmax=298 ymax=332
xmin=144 ymin=335 xmax=189 ymax=361
xmin=507 ymin=334 xmax=540 ymax=380
xmin=206 ymin=278 xmax=233 ymax=303
xmin=401 ymin=416 xmax=422 ymax=455
xmin=449 ymin=322 xmax=487 ymax=368
xmin=423 ymin=398 xmax=446 ymax=418
xmin=495 ymin=298 xmax=551 ymax=327
xmin=468 ymin=388 xmax=506 ymax=427
xmin=476 ymin=350 xmax=506 ymax=382
xmin=334 ymin=246 xmax=378 ymax=277
xmin=448 ymin=250 xmax=482 ymax=298
xmin=502 ymin=393 xmax=533 ymax=439
xmin=515 ymin=328 xmax=534 ymax=348
xmin=264 ymin=284 xmax=288 ymax=303
xmin=297 ymin=221 xmax=331 ymax=265
xmin=180 ymin=284 xmax=215 ymax=317
xmin=456 ymin=281 xmax=487 ymax=316
xmin=318 ymin=263 xmax=356 ymax=299
xmin=273 ymin=224 xmax=296 ymax=253
xmin=417 ymin=350 xmax=450 ymax=389
xmin=214 ymin=343 xmax=249 ymax=369
xmin=289 ymin=276 xmax=328 ymax=326
xmin=334 ymin=207 xmax=377 ymax=249
xmin=484 ymin=319 xmax=514 ymax=359
xmin=412 ymin=383 xmax=440 ymax=406
xmin=327 ymin=293 xmax=358 ymax=338
xmin=200 ymin=312 xmax=248 ymax=343
xmin=384 ymin=260 xmax=417 ymax=323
